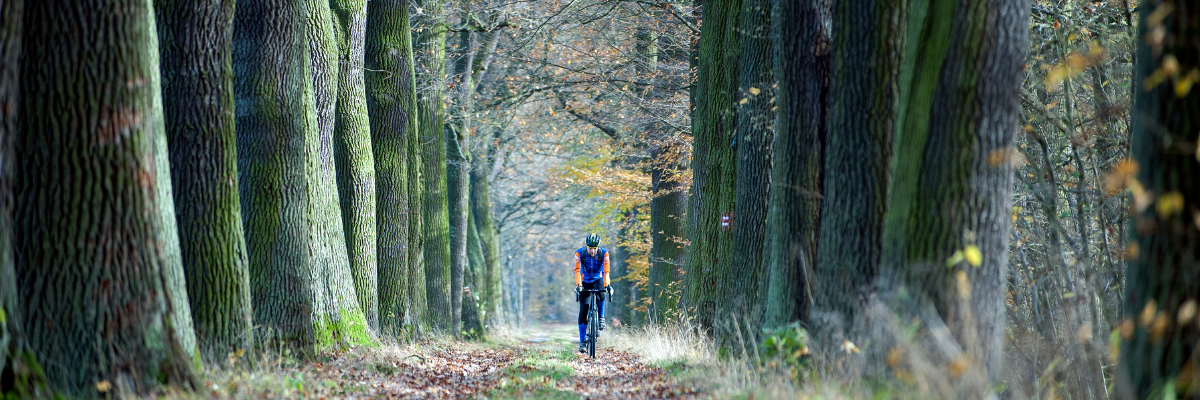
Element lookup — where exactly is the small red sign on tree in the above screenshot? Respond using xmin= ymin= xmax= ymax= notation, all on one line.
xmin=721 ymin=213 xmax=733 ymax=231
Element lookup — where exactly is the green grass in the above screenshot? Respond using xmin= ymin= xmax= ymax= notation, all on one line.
xmin=485 ymin=344 xmax=579 ymax=399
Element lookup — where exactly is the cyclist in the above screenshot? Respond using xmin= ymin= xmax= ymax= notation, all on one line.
xmin=574 ymin=233 xmax=611 ymax=353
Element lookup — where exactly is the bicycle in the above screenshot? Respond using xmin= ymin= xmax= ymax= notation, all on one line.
xmin=576 ymin=287 xmax=610 ymax=359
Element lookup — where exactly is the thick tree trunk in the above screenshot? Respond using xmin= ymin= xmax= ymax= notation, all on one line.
xmin=234 ymin=0 xmax=317 ymax=354
xmin=305 ymin=0 xmax=372 ymax=346
xmin=812 ymin=0 xmax=904 ymax=342
xmin=414 ymin=0 xmax=453 ymax=333
xmin=881 ymin=0 xmax=1028 ymax=380
xmin=156 ymin=0 xmax=254 ymax=360
xmin=719 ymin=0 xmax=775 ymax=345
xmin=330 ymin=0 xmax=380 ymax=333
xmin=15 ymin=0 xmax=200 ymax=394
xmin=1116 ymin=0 xmax=1200 ymax=397
xmin=685 ymin=0 xmax=741 ymax=333
xmin=759 ymin=0 xmax=827 ymax=330
xmin=470 ymin=130 xmax=504 ymax=328
xmin=364 ymin=0 xmax=423 ymax=338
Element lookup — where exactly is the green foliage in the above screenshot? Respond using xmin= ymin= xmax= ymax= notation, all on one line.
xmin=757 ymin=322 xmax=810 ymax=375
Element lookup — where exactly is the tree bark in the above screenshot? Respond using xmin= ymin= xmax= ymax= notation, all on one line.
xmin=234 ymin=0 xmax=317 ymax=354
xmin=446 ymin=27 xmax=477 ymax=340
xmin=0 ymin=0 xmax=19 ymax=380
xmin=463 ymin=208 xmax=485 ymax=337
xmin=305 ymin=0 xmax=372 ymax=346
xmin=414 ymin=0 xmax=453 ymax=333
xmin=813 ymin=0 xmax=905 ymax=340
xmin=685 ymin=0 xmax=741 ymax=333
xmin=156 ymin=0 xmax=254 ymax=360
xmin=720 ymin=0 xmax=775 ymax=344
xmin=330 ymin=0 xmax=380 ymax=333
xmin=881 ymin=0 xmax=1028 ymax=380
xmin=470 ymin=129 xmax=504 ymax=328
xmin=0 ymin=2 xmax=46 ymax=395
xmin=16 ymin=0 xmax=200 ymax=394
xmin=365 ymin=0 xmax=424 ymax=338
xmin=759 ymin=0 xmax=828 ymax=330
xmin=1116 ymin=0 xmax=1200 ymax=397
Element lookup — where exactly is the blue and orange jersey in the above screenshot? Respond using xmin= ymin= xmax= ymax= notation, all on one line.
xmin=574 ymin=247 xmax=610 ymax=286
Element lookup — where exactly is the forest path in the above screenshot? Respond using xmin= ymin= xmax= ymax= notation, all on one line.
xmin=306 ymin=323 xmax=703 ymax=399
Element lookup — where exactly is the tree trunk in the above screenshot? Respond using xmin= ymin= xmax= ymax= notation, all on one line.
xmin=156 ymin=0 xmax=254 ymax=360
xmin=719 ymin=0 xmax=775 ymax=345
xmin=0 ymin=0 xmax=19 ymax=379
xmin=446 ymin=28 xmax=477 ymax=340
xmin=234 ymin=0 xmax=317 ymax=354
xmin=414 ymin=0 xmax=453 ymax=333
xmin=470 ymin=130 xmax=504 ymax=328
xmin=759 ymin=0 xmax=828 ymax=330
xmin=0 ymin=3 xmax=46 ymax=395
xmin=463 ymin=208 xmax=485 ymax=337
xmin=1116 ymin=0 xmax=1200 ymax=397
xmin=685 ymin=0 xmax=741 ymax=333
xmin=15 ymin=0 xmax=200 ymax=394
xmin=305 ymin=0 xmax=372 ymax=346
xmin=330 ymin=0 xmax=380 ymax=333
xmin=812 ymin=0 xmax=905 ymax=341
xmin=364 ymin=0 xmax=423 ymax=338
xmin=881 ymin=0 xmax=1028 ymax=380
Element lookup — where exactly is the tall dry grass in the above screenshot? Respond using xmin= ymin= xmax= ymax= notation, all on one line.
xmin=603 ymin=298 xmax=1008 ymax=400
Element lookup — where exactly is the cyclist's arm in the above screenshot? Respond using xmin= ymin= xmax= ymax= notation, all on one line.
xmin=574 ymin=250 xmax=582 ymax=286
xmin=603 ymin=250 xmax=610 ymax=287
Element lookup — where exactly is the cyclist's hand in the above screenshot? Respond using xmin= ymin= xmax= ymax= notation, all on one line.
xmin=574 ymin=286 xmax=582 ymax=296
xmin=605 ymin=286 xmax=612 ymax=295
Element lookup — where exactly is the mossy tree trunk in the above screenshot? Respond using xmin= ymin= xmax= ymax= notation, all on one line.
xmin=759 ymin=0 xmax=828 ymax=330
xmin=156 ymin=0 xmax=254 ymax=360
xmin=471 ymin=129 xmax=504 ymax=328
xmin=15 ymin=0 xmax=200 ymax=395
xmin=365 ymin=0 xmax=424 ymax=338
xmin=414 ymin=0 xmax=453 ymax=333
xmin=234 ymin=0 xmax=318 ymax=354
xmin=330 ymin=0 xmax=380 ymax=333
xmin=1116 ymin=0 xmax=1200 ymax=397
xmin=685 ymin=0 xmax=741 ymax=334
xmin=304 ymin=0 xmax=372 ymax=346
xmin=463 ymin=208 xmax=485 ymax=338
xmin=881 ymin=0 xmax=1028 ymax=379
xmin=719 ymin=0 xmax=774 ymax=345
xmin=812 ymin=0 xmax=905 ymax=343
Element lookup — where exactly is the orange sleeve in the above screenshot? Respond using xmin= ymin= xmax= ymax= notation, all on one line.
xmin=574 ymin=251 xmax=582 ymax=286
xmin=603 ymin=250 xmax=611 ymax=287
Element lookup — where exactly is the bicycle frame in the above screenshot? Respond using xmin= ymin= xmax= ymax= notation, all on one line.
xmin=578 ymin=289 xmax=607 ymax=359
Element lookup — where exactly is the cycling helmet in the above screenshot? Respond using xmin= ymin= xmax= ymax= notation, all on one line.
xmin=585 ymin=233 xmax=601 ymax=248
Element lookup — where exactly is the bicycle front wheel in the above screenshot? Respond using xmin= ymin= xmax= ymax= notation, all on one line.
xmin=587 ymin=304 xmax=598 ymax=358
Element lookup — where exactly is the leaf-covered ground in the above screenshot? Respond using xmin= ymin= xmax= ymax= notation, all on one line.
xmin=291 ymin=324 xmax=704 ymax=399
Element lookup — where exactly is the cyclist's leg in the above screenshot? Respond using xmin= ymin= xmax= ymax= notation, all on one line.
xmin=598 ymin=294 xmax=605 ymax=319
xmin=578 ymin=291 xmax=590 ymax=344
